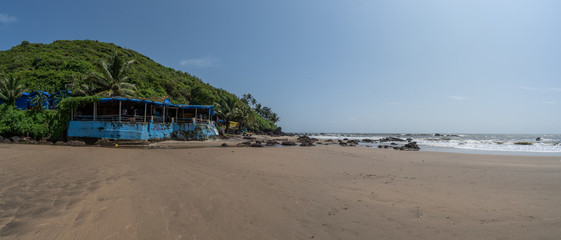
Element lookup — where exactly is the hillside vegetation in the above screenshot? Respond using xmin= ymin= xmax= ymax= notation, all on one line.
xmin=1 ymin=40 xmax=228 ymax=104
xmin=0 ymin=40 xmax=278 ymax=134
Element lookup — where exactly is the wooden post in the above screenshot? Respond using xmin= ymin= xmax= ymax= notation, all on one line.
xmin=175 ymin=108 xmax=178 ymax=123
xmin=144 ymin=103 xmax=147 ymax=123
xmin=163 ymin=106 xmax=166 ymax=122
xmin=119 ymin=101 xmax=122 ymax=122
xmin=195 ymin=108 xmax=197 ymax=122
xmin=71 ymin=107 xmax=74 ymax=121
xmin=93 ymin=102 xmax=97 ymax=121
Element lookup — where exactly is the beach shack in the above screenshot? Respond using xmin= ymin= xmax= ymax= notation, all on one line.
xmin=67 ymin=97 xmax=219 ymax=140
xmin=9 ymin=91 xmax=53 ymax=110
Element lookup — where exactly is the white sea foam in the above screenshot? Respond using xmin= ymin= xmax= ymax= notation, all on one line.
xmin=308 ymin=133 xmax=561 ymax=154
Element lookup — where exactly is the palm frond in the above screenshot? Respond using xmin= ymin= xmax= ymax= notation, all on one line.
xmin=119 ymin=82 xmax=137 ymax=91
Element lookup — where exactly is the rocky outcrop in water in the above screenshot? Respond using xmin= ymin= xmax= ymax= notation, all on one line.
xmin=281 ymin=141 xmax=297 ymax=146
xmin=266 ymin=140 xmax=280 ymax=146
xmin=379 ymin=137 xmax=406 ymax=142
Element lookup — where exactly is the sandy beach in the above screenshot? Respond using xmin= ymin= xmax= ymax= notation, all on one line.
xmin=1 ymin=141 xmax=560 ymax=240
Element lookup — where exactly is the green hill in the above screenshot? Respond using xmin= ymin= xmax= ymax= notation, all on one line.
xmin=0 ymin=40 xmax=277 ymax=132
xmin=0 ymin=40 xmax=227 ymax=105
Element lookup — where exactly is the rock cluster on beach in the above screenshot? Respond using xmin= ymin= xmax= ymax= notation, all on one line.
xmin=0 ymin=135 xmax=90 ymax=146
xmin=297 ymin=136 xmax=317 ymax=147
xmin=1 ymin=132 xmax=423 ymax=151
xmin=232 ymin=135 xmax=320 ymax=147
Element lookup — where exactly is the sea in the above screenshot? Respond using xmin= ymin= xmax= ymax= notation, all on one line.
xmin=307 ymin=133 xmax=561 ymax=156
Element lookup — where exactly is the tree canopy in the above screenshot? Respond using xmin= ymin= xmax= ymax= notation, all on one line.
xmin=0 ymin=75 xmax=26 ymax=105
xmin=0 ymin=40 xmax=279 ymax=131
xmin=86 ymin=54 xmax=137 ymax=97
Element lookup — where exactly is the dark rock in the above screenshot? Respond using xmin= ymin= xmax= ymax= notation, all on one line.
xmin=272 ymin=127 xmax=284 ymax=136
xmin=0 ymin=135 xmax=5 ymax=143
xmin=377 ymin=145 xmax=383 ymax=148
xmin=68 ymin=140 xmax=86 ymax=146
xmin=281 ymin=141 xmax=297 ymax=146
xmin=390 ymin=143 xmax=397 ymax=145
xmin=362 ymin=139 xmax=374 ymax=143
xmin=296 ymin=136 xmax=310 ymax=142
xmin=435 ymin=133 xmax=442 ymax=136
xmin=243 ymin=136 xmax=256 ymax=140
xmin=55 ymin=141 xmax=67 ymax=145
xmin=237 ymin=141 xmax=252 ymax=147
xmin=401 ymin=142 xmax=420 ymax=151
xmin=220 ymin=143 xmax=228 ymax=147
xmin=250 ymin=143 xmax=263 ymax=147
xmin=536 ymin=137 xmax=542 ymax=141
xmin=297 ymin=135 xmax=315 ymax=146
xmin=379 ymin=137 xmax=406 ymax=142
xmin=10 ymin=136 xmax=22 ymax=143
xmin=266 ymin=140 xmax=280 ymax=146
xmin=406 ymin=138 xmax=413 ymax=142
xmin=95 ymin=138 xmax=114 ymax=146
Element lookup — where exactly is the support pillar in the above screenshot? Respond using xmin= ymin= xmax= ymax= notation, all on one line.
xmin=144 ymin=103 xmax=147 ymax=123
xmin=93 ymin=102 xmax=97 ymax=121
xmin=119 ymin=101 xmax=122 ymax=122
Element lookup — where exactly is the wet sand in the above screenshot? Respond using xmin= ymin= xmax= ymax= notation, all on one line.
xmin=1 ymin=143 xmax=560 ymax=239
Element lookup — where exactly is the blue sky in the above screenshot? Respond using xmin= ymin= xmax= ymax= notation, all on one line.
xmin=2 ymin=0 xmax=560 ymax=133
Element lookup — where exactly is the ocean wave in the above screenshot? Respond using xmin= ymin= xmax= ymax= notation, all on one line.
xmin=308 ymin=133 xmax=561 ymax=154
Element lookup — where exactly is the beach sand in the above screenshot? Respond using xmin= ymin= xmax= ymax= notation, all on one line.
xmin=1 ymin=141 xmax=560 ymax=239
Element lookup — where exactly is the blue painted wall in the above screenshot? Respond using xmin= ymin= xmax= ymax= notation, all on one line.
xmin=68 ymin=121 xmax=218 ymax=140
xmin=68 ymin=121 xmax=153 ymax=140
xmin=173 ymin=122 xmax=219 ymax=140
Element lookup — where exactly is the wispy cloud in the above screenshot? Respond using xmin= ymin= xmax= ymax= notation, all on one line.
xmin=521 ymin=87 xmax=561 ymax=92
xmin=449 ymin=96 xmax=469 ymax=101
xmin=179 ymin=55 xmax=217 ymax=68
xmin=520 ymin=87 xmax=539 ymax=91
xmin=0 ymin=13 xmax=17 ymax=24
xmin=543 ymin=101 xmax=556 ymax=105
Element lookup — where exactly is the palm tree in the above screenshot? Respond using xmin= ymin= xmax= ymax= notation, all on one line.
xmin=0 ymin=75 xmax=26 ymax=105
xmin=87 ymin=54 xmax=137 ymax=97
xmin=66 ymin=75 xmax=93 ymax=96
xmin=234 ymin=104 xmax=256 ymax=132
xmin=215 ymin=95 xmax=239 ymax=132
